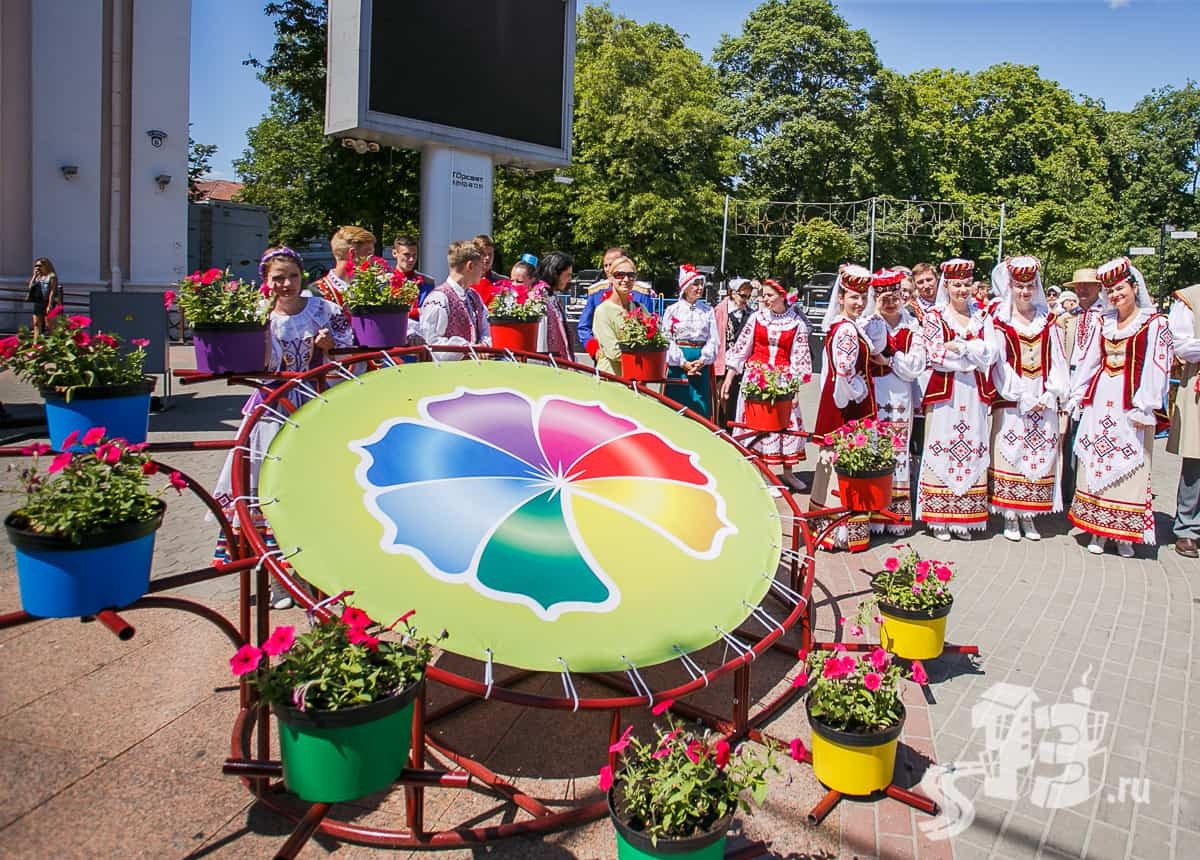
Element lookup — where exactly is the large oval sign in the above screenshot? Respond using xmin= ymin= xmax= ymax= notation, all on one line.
xmin=259 ymin=361 xmax=781 ymax=672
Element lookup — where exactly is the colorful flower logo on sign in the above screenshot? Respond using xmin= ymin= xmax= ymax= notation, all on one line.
xmin=350 ymin=389 xmax=736 ymax=620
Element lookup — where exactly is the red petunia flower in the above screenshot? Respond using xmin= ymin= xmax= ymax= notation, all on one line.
xmin=82 ymin=426 xmax=107 ymax=446
xmin=230 ymin=644 xmax=263 ymax=676
xmin=262 ymin=625 xmax=296 ymax=657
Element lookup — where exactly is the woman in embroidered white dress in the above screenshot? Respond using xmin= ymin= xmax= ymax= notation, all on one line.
xmin=663 ymin=265 xmax=720 ymax=419
xmin=865 ymin=268 xmax=926 ymax=535
xmin=212 ymin=247 xmax=354 ymax=608
xmin=987 ymin=257 xmax=1070 ymax=541
xmin=917 ymin=258 xmax=1000 ymax=541
xmin=721 ymin=278 xmax=813 ymax=491
xmin=1066 ymin=257 xmax=1173 ymax=558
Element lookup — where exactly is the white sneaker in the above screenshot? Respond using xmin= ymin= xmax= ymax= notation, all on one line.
xmin=270 ymin=586 xmax=294 ymax=611
xmin=1088 ymin=535 xmax=1107 ymax=555
xmin=932 ymin=526 xmax=952 ymax=542
xmin=1021 ymin=517 xmax=1041 ymax=541
xmin=1116 ymin=541 xmax=1135 ymax=559
xmin=1003 ymin=515 xmax=1021 ymax=542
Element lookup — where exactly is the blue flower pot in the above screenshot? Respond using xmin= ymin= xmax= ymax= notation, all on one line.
xmin=5 ymin=502 xmax=165 ymax=618
xmin=40 ymin=380 xmax=154 ymax=451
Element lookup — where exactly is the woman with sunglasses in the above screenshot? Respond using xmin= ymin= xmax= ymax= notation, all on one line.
xmin=721 ymin=277 xmax=814 ymax=491
xmin=592 ymin=255 xmax=643 ymax=375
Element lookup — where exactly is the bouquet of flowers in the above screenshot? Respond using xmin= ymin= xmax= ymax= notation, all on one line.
xmin=487 ymin=279 xmax=548 ymax=322
xmin=340 ymin=252 xmax=420 ymax=312
xmin=7 ymin=429 xmax=185 ymax=544
xmin=858 ymin=545 xmax=955 ymax=615
xmin=827 ymin=418 xmax=903 ymax=475
xmin=601 ymin=701 xmax=780 ymax=846
xmin=169 ymin=267 xmax=269 ymax=325
xmin=0 ymin=310 xmax=148 ymax=399
xmin=231 ymin=604 xmax=447 ymax=712
xmin=617 ymin=307 xmax=668 ymax=350
xmin=741 ymin=360 xmax=801 ymax=403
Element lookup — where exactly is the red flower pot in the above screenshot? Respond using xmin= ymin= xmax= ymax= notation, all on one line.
xmin=835 ymin=466 xmax=894 ymax=512
xmin=619 ymin=348 xmax=668 ymax=382
xmin=743 ymin=397 xmax=792 ymax=432
xmin=489 ymin=319 xmax=539 ymax=353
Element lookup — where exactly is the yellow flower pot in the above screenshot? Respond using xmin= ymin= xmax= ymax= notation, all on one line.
xmin=807 ymin=700 xmax=905 ymax=796
xmin=878 ymin=599 xmax=952 ymax=661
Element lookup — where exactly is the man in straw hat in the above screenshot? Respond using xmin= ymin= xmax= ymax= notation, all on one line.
xmin=1059 ymin=267 xmax=1106 ymax=502
xmin=1167 ymin=283 xmax=1200 ymax=558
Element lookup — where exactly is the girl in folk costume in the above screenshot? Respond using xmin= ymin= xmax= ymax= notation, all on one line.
xmin=865 ymin=267 xmax=927 ymax=534
xmin=1067 ymin=257 xmax=1173 ymax=557
xmin=987 ymin=257 xmax=1070 ymax=541
xmin=533 ymin=251 xmax=575 ymax=363
xmin=917 ymin=258 xmax=1001 ymax=540
xmin=808 ymin=264 xmax=886 ymax=550
xmin=663 ymin=264 xmax=720 ymax=419
xmin=722 ymin=278 xmax=814 ymax=491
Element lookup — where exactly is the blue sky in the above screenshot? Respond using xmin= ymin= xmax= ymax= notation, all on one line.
xmin=191 ymin=0 xmax=1198 ymax=180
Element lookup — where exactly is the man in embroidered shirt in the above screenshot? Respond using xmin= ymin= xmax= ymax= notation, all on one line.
xmin=1167 ymin=284 xmax=1200 ymax=558
xmin=313 ymin=225 xmax=375 ymax=308
xmin=391 ymin=234 xmax=436 ymax=318
xmin=420 ymin=240 xmax=490 ymax=360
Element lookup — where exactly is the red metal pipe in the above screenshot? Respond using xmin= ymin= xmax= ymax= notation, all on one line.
xmin=94 ymin=609 xmax=135 ymax=640
xmin=885 ymin=782 xmax=939 ymax=814
xmin=0 ymin=609 xmax=35 ymax=630
xmin=807 ymin=789 xmax=842 ymax=824
xmin=146 ymin=560 xmax=254 ymax=594
xmin=274 ymin=801 xmax=330 ymax=860
xmin=221 ymin=759 xmax=469 ymax=788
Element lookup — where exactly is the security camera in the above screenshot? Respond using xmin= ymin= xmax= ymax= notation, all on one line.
xmin=60 ymin=164 xmax=79 ymax=180
xmin=147 ymin=129 xmax=168 ymax=148
xmin=155 ymin=174 xmax=172 ymax=191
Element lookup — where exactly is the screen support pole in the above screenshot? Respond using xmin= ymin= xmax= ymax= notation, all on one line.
xmin=419 ymin=146 xmax=495 ymax=283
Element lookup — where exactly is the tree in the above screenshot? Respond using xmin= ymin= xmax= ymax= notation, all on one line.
xmin=776 ymin=218 xmax=861 ymax=280
xmin=713 ymin=0 xmax=883 ymax=201
xmin=188 ymin=133 xmax=218 ymax=201
xmin=234 ymin=1 xmax=419 ymax=249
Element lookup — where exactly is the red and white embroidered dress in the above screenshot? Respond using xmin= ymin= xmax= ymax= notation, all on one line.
xmin=868 ymin=311 xmax=926 ymax=533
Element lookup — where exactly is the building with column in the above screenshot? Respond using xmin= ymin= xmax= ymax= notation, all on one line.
xmin=0 ymin=0 xmax=190 ymax=326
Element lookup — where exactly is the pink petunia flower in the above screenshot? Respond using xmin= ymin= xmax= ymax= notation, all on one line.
xmin=82 ymin=426 xmax=107 ymax=446
xmin=46 ymin=305 xmax=64 ymax=320
xmin=685 ymin=740 xmax=705 ymax=764
xmin=48 ymin=451 xmax=72 ymax=473
xmin=67 ymin=315 xmax=92 ymax=329
xmin=823 ymin=658 xmax=851 ymax=680
xmin=131 ymin=338 xmax=150 ymax=348
xmin=652 ymin=745 xmax=672 ymax=760
xmin=792 ymin=671 xmax=809 ymax=688
xmin=714 ymin=739 xmax=731 ymax=768
xmin=848 ymin=624 xmax=865 ymax=638
xmin=789 ymin=738 xmax=808 ymax=762
xmin=341 ymin=606 xmax=371 ymax=630
xmin=864 ymin=672 xmax=882 ymax=692
xmin=609 ymin=724 xmax=634 ymax=754
xmin=869 ymin=647 xmax=890 ymax=671
xmin=915 ymin=560 xmax=932 ymax=577
xmin=162 ymin=290 xmax=176 ymax=309
xmin=935 ymin=564 xmax=953 ymax=583
xmin=60 ymin=430 xmax=81 ymax=450
xmin=911 ymin=661 xmax=929 ymax=685
xmin=599 ymin=765 xmax=614 ymax=792
xmin=141 ymin=461 xmax=158 ymax=476
xmin=21 ymin=442 xmax=51 ymax=456
xmin=651 ymin=698 xmax=675 ymax=716
xmin=168 ymin=471 xmax=187 ymax=492
xmin=230 ymin=644 xmax=263 ymax=676
xmin=884 ymin=556 xmax=900 ymax=572
xmin=347 ymin=626 xmax=380 ymax=652
xmin=262 ymin=625 xmax=296 ymax=656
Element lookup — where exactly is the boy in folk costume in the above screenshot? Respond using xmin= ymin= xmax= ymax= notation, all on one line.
xmin=313 ymin=225 xmax=376 ymax=309
xmin=1066 ymin=257 xmax=1173 ymax=557
xmin=419 ymin=240 xmax=491 ymax=361
xmin=808 ymin=264 xmax=885 ymax=551
xmin=1165 ymin=284 xmax=1200 ymax=558
xmin=917 ymin=258 xmax=1002 ymax=540
xmin=866 ymin=267 xmax=927 ymax=534
xmin=987 ymin=257 xmax=1070 ymax=541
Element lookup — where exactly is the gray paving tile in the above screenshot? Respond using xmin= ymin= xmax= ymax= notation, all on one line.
xmin=1084 ymin=821 xmax=1132 ymax=860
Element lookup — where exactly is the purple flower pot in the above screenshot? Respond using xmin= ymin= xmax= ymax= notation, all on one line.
xmin=349 ymin=307 xmax=410 ymax=349
xmin=192 ymin=324 xmax=267 ymax=374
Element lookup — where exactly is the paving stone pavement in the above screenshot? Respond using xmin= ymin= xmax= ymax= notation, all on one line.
xmin=0 ymin=350 xmax=1194 ymax=858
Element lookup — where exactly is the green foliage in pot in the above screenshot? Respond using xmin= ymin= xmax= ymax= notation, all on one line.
xmin=0 ymin=312 xmax=148 ymax=397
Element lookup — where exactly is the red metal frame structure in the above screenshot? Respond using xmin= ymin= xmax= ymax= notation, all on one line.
xmin=0 ymin=344 xmax=972 ymax=855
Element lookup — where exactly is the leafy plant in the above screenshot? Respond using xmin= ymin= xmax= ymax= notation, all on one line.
xmin=231 ymin=606 xmax=447 ymax=712
xmin=741 ymin=360 xmax=801 ymax=402
xmin=487 ymin=280 xmax=548 ymax=321
xmin=827 ymin=418 xmax=903 ymax=474
xmin=341 ymin=252 xmax=420 ymax=311
xmin=801 ymin=645 xmax=916 ymax=733
xmin=617 ymin=306 xmax=668 ymax=349
xmin=0 ymin=311 xmax=148 ymax=398
xmin=601 ymin=703 xmax=779 ymax=845
xmin=856 ymin=545 xmax=955 ymax=615
xmin=169 ymin=267 xmax=270 ymax=326
xmin=7 ymin=430 xmax=185 ymax=544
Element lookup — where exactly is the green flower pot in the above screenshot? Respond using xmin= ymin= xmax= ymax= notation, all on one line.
xmin=608 ymin=785 xmax=730 ymax=858
xmin=273 ymin=676 xmax=422 ymax=803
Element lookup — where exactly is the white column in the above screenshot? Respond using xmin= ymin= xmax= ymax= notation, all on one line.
xmin=31 ymin=0 xmax=105 ymax=284
xmin=129 ymin=0 xmax=190 ymax=288
xmin=419 ymin=146 xmax=494 ymax=283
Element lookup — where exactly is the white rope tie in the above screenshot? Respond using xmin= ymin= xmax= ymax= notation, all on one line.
xmin=423 ymin=345 xmax=441 ymax=366
xmin=547 ymin=355 xmax=559 ymax=372
xmin=307 ymin=588 xmax=353 ymax=625
xmin=328 ymin=361 xmax=364 ymax=384
xmin=715 ymin=627 xmax=754 ymax=660
xmin=593 ymin=364 xmax=603 ymax=383
xmin=620 ymin=657 xmax=655 ymax=707
xmin=744 ymin=601 xmax=787 ymax=634
xmin=557 ymin=657 xmax=580 ymax=712
xmin=631 ymin=380 xmax=640 ymax=396
xmin=230 ymin=445 xmax=280 ymax=462
xmin=465 ymin=344 xmax=482 ymax=364
xmin=259 ymin=404 xmax=300 ymax=428
xmin=290 ymin=379 xmax=329 ymax=403
xmin=765 ymin=575 xmax=807 ymax=606
xmin=672 ymin=645 xmax=709 ymax=687
xmin=503 ymin=348 xmax=518 ymax=363
xmin=483 ymin=648 xmax=495 ymax=699
xmin=378 ymin=351 xmax=399 ymax=368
